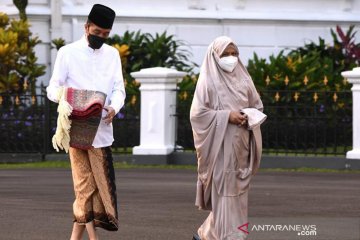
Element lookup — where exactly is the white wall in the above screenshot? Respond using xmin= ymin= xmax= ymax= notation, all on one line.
xmin=1 ymin=0 xmax=360 ymax=85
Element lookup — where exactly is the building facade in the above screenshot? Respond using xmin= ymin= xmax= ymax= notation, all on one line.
xmin=1 ymin=0 xmax=360 ymax=84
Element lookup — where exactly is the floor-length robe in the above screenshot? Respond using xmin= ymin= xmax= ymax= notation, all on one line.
xmin=190 ymin=36 xmax=264 ymax=240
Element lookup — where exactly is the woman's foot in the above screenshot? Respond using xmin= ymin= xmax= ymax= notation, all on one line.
xmin=192 ymin=233 xmax=201 ymax=240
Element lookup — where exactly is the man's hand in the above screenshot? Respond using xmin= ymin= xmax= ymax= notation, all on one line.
xmin=103 ymin=106 xmax=116 ymax=125
xmin=229 ymin=111 xmax=248 ymax=127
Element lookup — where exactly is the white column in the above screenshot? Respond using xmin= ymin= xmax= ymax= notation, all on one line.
xmin=50 ymin=0 xmax=62 ymax=70
xmin=131 ymin=67 xmax=186 ymax=155
xmin=342 ymin=67 xmax=360 ymax=160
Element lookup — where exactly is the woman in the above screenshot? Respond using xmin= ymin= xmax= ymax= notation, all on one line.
xmin=190 ymin=36 xmax=265 ymax=240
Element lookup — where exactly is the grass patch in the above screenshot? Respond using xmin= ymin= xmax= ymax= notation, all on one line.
xmin=0 ymin=161 xmax=360 ymax=173
xmin=259 ymin=167 xmax=360 ymax=173
xmin=0 ymin=161 xmax=71 ymax=169
xmin=263 ymin=152 xmax=347 ymax=157
xmin=114 ymin=162 xmax=196 ymax=170
xmin=0 ymin=161 xmax=197 ymax=170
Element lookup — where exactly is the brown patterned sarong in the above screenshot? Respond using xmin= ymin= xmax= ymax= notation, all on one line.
xmin=66 ymin=88 xmax=107 ymax=150
xmin=69 ymin=147 xmax=118 ymax=231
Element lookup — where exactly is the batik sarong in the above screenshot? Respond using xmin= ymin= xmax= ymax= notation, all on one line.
xmin=69 ymin=147 xmax=118 ymax=231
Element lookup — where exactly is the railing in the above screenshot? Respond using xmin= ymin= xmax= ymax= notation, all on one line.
xmin=0 ymin=88 xmax=51 ymax=154
xmin=175 ymin=89 xmax=352 ymax=156
xmin=111 ymin=98 xmax=140 ymax=153
xmin=0 ymin=87 xmax=141 ymax=155
xmin=0 ymin=87 xmax=352 ymax=156
xmin=260 ymin=90 xmax=352 ymax=155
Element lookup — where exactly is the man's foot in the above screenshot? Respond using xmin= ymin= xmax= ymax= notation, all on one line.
xmin=192 ymin=233 xmax=201 ymax=240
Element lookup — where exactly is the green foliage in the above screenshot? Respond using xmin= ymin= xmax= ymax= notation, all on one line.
xmin=106 ymin=30 xmax=197 ymax=110
xmin=248 ymin=26 xmax=359 ymax=93
xmin=107 ymin=30 xmax=195 ymax=74
xmin=246 ymin=25 xmax=358 ymax=117
xmin=0 ymin=12 xmax=46 ymax=98
xmin=13 ymin=0 xmax=28 ymax=20
xmin=51 ymin=38 xmax=66 ymax=50
xmin=177 ymin=73 xmax=199 ymax=107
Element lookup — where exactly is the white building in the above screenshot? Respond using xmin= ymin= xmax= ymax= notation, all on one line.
xmin=1 ymin=0 xmax=360 ymax=85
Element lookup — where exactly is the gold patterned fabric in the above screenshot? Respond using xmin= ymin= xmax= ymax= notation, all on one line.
xmin=69 ymin=147 xmax=118 ymax=231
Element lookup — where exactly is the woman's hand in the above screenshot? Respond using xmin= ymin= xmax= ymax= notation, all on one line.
xmin=229 ymin=111 xmax=248 ymax=126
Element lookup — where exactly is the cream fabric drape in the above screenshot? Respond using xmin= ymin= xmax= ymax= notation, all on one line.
xmin=190 ymin=36 xmax=264 ymax=240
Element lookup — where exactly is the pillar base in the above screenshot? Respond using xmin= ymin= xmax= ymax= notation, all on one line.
xmin=133 ymin=145 xmax=174 ymax=155
xmin=346 ymin=149 xmax=360 ymax=160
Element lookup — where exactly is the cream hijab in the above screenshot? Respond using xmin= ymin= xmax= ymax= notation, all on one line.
xmin=199 ymin=35 xmax=262 ymax=111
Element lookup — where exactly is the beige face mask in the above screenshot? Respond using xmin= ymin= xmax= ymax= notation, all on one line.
xmin=218 ymin=56 xmax=238 ymax=72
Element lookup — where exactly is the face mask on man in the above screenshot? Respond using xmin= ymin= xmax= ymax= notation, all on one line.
xmin=218 ymin=56 xmax=238 ymax=73
xmin=87 ymin=34 xmax=106 ymax=49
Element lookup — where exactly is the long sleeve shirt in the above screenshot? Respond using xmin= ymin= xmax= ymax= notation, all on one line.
xmin=46 ymin=35 xmax=126 ymax=148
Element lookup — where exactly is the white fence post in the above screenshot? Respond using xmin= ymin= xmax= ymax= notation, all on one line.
xmin=131 ymin=67 xmax=186 ymax=155
xmin=342 ymin=67 xmax=360 ymax=160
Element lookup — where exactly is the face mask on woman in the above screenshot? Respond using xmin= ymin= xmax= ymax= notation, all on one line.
xmin=218 ymin=56 xmax=238 ymax=73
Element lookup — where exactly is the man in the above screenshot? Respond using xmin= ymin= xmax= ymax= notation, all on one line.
xmin=46 ymin=4 xmax=125 ymax=240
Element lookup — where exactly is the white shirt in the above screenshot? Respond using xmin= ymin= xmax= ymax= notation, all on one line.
xmin=46 ymin=36 xmax=126 ymax=148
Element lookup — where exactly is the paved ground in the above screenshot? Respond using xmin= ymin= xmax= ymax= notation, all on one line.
xmin=0 ymin=168 xmax=359 ymax=240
